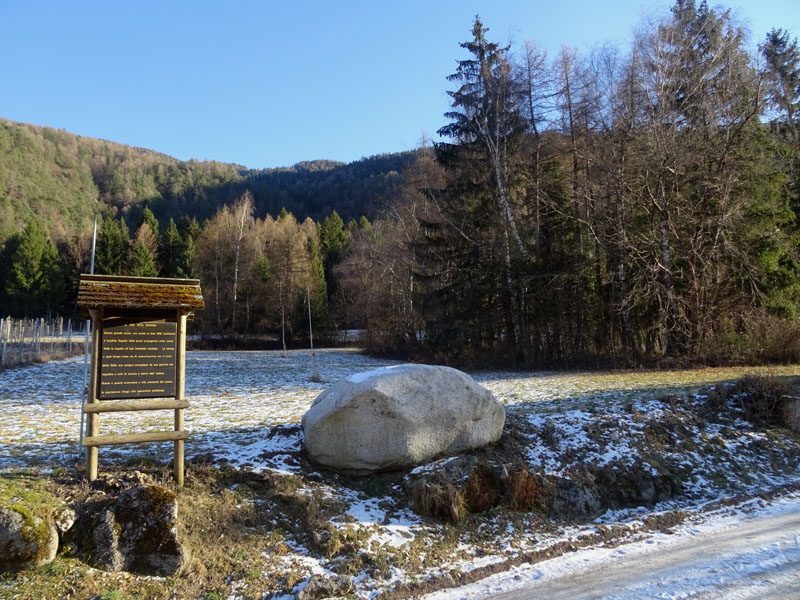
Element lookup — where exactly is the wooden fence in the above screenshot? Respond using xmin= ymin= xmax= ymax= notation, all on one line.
xmin=0 ymin=317 xmax=87 ymax=368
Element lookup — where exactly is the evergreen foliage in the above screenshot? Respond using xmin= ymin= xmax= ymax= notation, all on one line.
xmin=127 ymin=239 xmax=159 ymax=277
xmin=0 ymin=221 xmax=64 ymax=316
xmin=94 ymin=217 xmax=130 ymax=276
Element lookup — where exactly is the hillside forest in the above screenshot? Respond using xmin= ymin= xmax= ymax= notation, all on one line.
xmin=1 ymin=0 xmax=799 ymax=367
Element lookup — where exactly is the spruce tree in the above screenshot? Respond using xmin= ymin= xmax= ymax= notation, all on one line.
xmin=319 ymin=210 xmax=347 ymax=266
xmin=427 ymin=15 xmax=530 ymax=360
xmin=127 ymin=240 xmax=159 ymax=277
xmin=3 ymin=221 xmax=64 ymax=315
xmin=141 ymin=206 xmax=160 ymax=239
xmin=160 ymin=218 xmax=184 ymax=277
xmin=95 ymin=217 xmax=130 ymax=275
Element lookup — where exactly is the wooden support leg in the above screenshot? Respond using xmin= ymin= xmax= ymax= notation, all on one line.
xmin=174 ymin=407 xmax=184 ymax=487
xmin=86 ymin=310 xmax=101 ymax=481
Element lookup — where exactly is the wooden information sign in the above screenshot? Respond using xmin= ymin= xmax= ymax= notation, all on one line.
xmin=99 ymin=321 xmax=177 ymax=399
xmin=76 ymin=275 xmax=204 ymax=486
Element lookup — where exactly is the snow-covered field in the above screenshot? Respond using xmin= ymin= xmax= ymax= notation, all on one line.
xmin=0 ymin=349 xmax=391 ymax=469
xmin=2 ymin=350 xmax=800 ymax=598
xmin=2 ymin=348 xmax=795 ymax=471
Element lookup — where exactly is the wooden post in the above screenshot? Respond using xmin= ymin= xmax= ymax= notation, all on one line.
xmin=86 ymin=309 xmax=102 ymax=481
xmin=174 ymin=312 xmax=187 ymax=486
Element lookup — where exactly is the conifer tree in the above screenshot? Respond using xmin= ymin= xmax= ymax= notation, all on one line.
xmin=428 ymin=15 xmax=531 ymax=360
xmin=160 ymin=218 xmax=185 ymax=278
xmin=141 ymin=206 xmax=160 ymax=239
xmin=94 ymin=217 xmax=130 ymax=275
xmin=127 ymin=239 xmax=159 ymax=277
xmin=2 ymin=221 xmax=64 ymax=315
xmin=319 ymin=210 xmax=348 ymax=286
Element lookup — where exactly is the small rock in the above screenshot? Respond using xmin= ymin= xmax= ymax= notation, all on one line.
xmin=53 ymin=506 xmax=77 ymax=536
xmin=0 ymin=506 xmax=59 ymax=572
xmin=297 ymin=574 xmax=353 ymax=600
xmin=92 ymin=509 xmax=123 ymax=572
xmin=115 ymin=485 xmax=187 ymax=576
xmin=550 ymin=477 xmax=604 ymax=520
xmin=781 ymin=397 xmax=800 ymax=433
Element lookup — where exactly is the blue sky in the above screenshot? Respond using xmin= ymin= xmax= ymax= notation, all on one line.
xmin=1 ymin=0 xmax=797 ymax=169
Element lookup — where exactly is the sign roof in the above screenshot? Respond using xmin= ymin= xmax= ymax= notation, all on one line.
xmin=77 ymin=274 xmax=205 ymax=313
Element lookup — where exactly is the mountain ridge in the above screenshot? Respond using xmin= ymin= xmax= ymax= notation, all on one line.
xmin=0 ymin=116 xmax=417 ymax=246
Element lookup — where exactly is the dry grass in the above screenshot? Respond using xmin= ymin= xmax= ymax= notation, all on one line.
xmin=0 ymin=465 xmax=339 ymax=600
xmin=507 ymin=469 xmax=539 ymax=512
xmin=409 ymin=474 xmax=467 ymax=524
xmin=708 ymin=375 xmax=798 ymax=426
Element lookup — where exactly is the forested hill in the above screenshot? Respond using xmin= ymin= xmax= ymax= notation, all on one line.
xmin=0 ymin=117 xmax=416 ymax=247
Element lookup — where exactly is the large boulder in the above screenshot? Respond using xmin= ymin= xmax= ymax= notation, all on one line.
xmin=302 ymin=364 xmax=505 ymax=475
xmin=0 ymin=506 xmax=59 ymax=572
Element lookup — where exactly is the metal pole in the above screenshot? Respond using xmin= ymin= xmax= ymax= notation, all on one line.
xmin=89 ymin=215 xmax=97 ymax=274
xmin=1 ymin=317 xmax=5 ymax=368
xmin=307 ymin=285 xmax=313 ymax=351
xmin=281 ymin=304 xmax=287 ymax=357
xmin=79 ymin=215 xmax=97 ymax=457
xmin=307 ymin=285 xmax=319 ymax=382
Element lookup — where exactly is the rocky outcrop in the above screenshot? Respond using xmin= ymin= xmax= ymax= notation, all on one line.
xmin=302 ymin=364 xmax=505 ymax=475
xmin=0 ymin=506 xmax=59 ymax=572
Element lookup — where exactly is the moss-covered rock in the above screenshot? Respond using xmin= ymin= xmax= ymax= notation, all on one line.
xmin=85 ymin=485 xmax=188 ymax=576
xmin=0 ymin=505 xmax=58 ymax=572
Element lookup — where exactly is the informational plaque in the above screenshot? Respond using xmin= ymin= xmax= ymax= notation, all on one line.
xmin=99 ymin=321 xmax=177 ymax=399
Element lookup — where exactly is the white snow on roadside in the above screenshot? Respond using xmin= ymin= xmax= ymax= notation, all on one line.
xmin=422 ymin=493 xmax=800 ymax=600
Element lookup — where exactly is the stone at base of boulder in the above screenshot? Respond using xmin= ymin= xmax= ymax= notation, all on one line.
xmin=53 ymin=506 xmax=77 ymax=537
xmin=92 ymin=510 xmax=123 ymax=572
xmin=0 ymin=506 xmax=59 ymax=573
